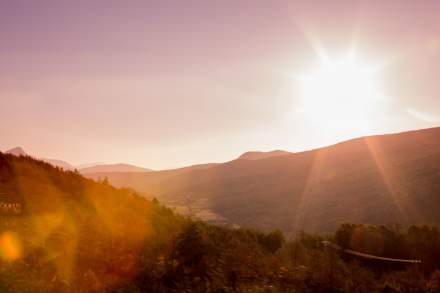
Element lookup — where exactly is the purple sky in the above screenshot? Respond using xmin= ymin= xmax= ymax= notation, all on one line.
xmin=1 ymin=0 xmax=440 ymax=169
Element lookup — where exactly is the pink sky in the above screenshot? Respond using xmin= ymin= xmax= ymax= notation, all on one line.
xmin=1 ymin=0 xmax=439 ymax=169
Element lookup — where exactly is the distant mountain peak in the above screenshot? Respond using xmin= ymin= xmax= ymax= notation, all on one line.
xmin=42 ymin=158 xmax=75 ymax=170
xmin=79 ymin=163 xmax=152 ymax=174
xmin=5 ymin=147 xmax=27 ymax=156
xmin=238 ymin=150 xmax=291 ymax=160
xmin=4 ymin=147 xmax=74 ymax=170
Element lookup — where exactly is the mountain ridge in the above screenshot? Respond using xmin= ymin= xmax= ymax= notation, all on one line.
xmin=84 ymin=127 xmax=440 ymax=234
xmin=79 ymin=163 xmax=152 ymax=173
xmin=5 ymin=147 xmax=76 ymax=170
xmin=237 ymin=150 xmax=291 ymax=160
xmin=4 ymin=147 xmax=152 ymax=173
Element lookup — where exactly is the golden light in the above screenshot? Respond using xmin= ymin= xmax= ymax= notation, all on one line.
xmin=0 ymin=232 xmax=22 ymax=261
xmin=297 ymin=52 xmax=385 ymax=135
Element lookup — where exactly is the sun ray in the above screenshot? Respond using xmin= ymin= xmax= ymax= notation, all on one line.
xmin=292 ymin=149 xmax=328 ymax=233
xmin=363 ymin=137 xmax=422 ymax=224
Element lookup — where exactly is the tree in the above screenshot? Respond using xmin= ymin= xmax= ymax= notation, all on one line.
xmin=335 ymin=223 xmax=356 ymax=249
xmin=257 ymin=229 xmax=285 ymax=254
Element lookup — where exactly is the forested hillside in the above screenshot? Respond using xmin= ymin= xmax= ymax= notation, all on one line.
xmin=1 ymin=152 xmax=440 ymax=292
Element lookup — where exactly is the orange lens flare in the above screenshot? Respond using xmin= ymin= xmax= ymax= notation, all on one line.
xmin=0 ymin=231 xmax=22 ymax=261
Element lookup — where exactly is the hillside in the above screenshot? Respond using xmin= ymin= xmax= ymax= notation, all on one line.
xmin=0 ymin=152 xmax=156 ymax=290
xmin=85 ymin=127 xmax=440 ymax=234
xmin=0 ymin=151 xmax=289 ymax=291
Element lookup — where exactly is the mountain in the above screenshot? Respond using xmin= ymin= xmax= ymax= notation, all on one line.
xmin=75 ymin=162 xmax=106 ymax=169
xmin=5 ymin=147 xmax=27 ymax=156
xmin=4 ymin=147 xmax=150 ymax=173
xmin=79 ymin=163 xmax=152 ymax=174
xmin=5 ymin=147 xmax=75 ymax=170
xmin=42 ymin=158 xmax=75 ymax=170
xmin=178 ymin=162 xmax=220 ymax=171
xmin=237 ymin=150 xmax=291 ymax=160
xmin=84 ymin=127 xmax=440 ymax=234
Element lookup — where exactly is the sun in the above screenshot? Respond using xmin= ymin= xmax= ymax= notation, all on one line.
xmin=296 ymin=53 xmax=385 ymax=135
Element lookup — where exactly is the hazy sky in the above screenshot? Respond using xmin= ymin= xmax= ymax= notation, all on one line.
xmin=1 ymin=0 xmax=440 ymax=169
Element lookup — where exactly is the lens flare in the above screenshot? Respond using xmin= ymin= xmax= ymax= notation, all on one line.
xmin=0 ymin=232 xmax=22 ymax=261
